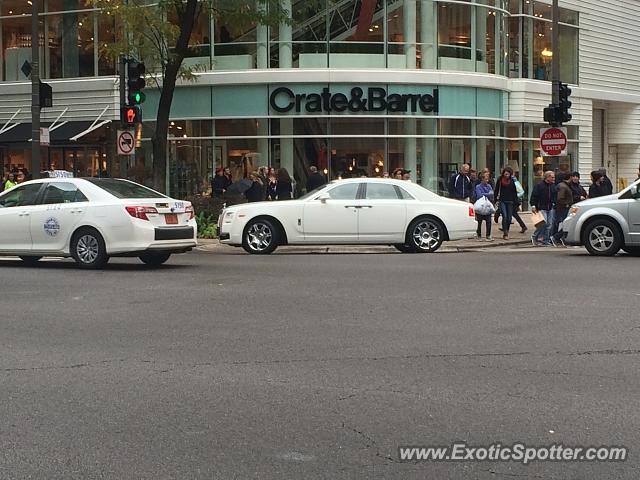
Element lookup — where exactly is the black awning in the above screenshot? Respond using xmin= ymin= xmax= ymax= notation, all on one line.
xmin=0 ymin=121 xmax=104 ymax=144
xmin=0 ymin=123 xmax=34 ymax=144
xmin=49 ymin=121 xmax=95 ymax=142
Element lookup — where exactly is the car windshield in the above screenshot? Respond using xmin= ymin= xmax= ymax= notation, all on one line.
xmin=84 ymin=178 xmax=167 ymax=199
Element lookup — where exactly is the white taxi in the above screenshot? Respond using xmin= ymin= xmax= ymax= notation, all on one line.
xmin=219 ymin=178 xmax=476 ymax=254
xmin=0 ymin=176 xmax=197 ymax=268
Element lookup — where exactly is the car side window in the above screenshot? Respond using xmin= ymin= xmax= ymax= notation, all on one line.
xmin=365 ymin=183 xmax=400 ymax=200
xmin=395 ymin=186 xmax=415 ymax=200
xmin=0 ymin=184 xmax=42 ymax=208
xmin=41 ymin=183 xmax=88 ymax=205
xmin=325 ymin=183 xmax=360 ymax=200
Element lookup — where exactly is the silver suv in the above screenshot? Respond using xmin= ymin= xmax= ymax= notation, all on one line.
xmin=564 ymin=180 xmax=640 ymax=256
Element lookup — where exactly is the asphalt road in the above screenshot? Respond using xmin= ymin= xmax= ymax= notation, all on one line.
xmin=1 ymin=247 xmax=639 ymax=479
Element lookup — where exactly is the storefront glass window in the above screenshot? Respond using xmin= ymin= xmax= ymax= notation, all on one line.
xmin=438 ymin=2 xmax=472 ymax=68
xmin=213 ymin=0 xmax=257 ymax=70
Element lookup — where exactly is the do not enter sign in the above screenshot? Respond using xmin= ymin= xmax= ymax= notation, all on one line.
xmin=540 ymin=127 xmax=568 ymax=156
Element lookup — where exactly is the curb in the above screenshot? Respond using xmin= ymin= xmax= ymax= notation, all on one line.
xmin=196 ymin=239 xmax=531 ymax=254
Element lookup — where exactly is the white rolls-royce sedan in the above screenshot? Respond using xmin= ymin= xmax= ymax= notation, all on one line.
xmin=0 ymin=176 xmax=197 ymax=268
xmin=219 ymin=178 xmax=476 ymax=254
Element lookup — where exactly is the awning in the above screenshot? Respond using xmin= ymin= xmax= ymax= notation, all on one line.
xmin=0 ymin=123 xmax=33 ymax=144
xmin=0 ymin=120 xmax=110 ymax=144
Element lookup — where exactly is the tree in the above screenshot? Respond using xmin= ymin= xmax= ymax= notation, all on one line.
xmin=93 ymin=0 xmax=291 ymax=192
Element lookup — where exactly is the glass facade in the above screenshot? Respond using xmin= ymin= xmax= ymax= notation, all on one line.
xmin=1 ymin=0 xmax=115 ymax=81
xmin=0 ymin=0 xmax=581 ymax=205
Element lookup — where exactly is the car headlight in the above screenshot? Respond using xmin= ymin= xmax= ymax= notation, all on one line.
xmin=569 ymin=206 xmax=579 ymax=216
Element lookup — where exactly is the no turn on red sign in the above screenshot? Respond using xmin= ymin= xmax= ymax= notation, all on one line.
xmin=540 ymin=127 xmax=568 ymax=156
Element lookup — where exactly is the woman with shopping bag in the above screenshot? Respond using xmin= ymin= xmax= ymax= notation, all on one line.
xmin=473 ymin=173 xmax=495 ymax=241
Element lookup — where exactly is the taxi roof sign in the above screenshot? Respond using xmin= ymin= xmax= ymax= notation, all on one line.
xmin=44 ymin=170 xmax=74 ymax=178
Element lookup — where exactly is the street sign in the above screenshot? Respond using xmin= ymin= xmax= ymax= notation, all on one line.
xmin=40 ymin=127 xmax=50 ymax=146
xmin=540 ymin=127 xmax=567 ymax=156
xmin=117 ymin=130 xmax=135 ymax=156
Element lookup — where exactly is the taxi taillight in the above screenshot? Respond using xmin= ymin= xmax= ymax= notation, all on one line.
xmin=126 ymin=206 xmax=158 ymax=221
xmin=185 ymin=205 xmax=195 ymax=220
xmin=469 ymin=206 xmax=475 ymax=217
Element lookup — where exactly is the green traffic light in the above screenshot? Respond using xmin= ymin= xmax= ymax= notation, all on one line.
xmin=134 ymin=92 xmax=141 ymax=103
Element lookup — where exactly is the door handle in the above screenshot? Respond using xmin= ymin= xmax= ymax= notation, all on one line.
xmin=18 ymin=212 xmax=30 ymax=217
xmin=360 ymin=205 xmax=373 ymax=208
xmin=344 ymin=205 xmax=361 ymax=209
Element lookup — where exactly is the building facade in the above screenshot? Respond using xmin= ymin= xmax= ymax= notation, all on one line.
xmin=1 ymin=0 xmax=639 ymax=203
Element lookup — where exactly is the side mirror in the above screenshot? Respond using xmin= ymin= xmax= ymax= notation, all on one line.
xmin=317 ymin=193 xmax=331 ymax=203
xmin=631 ymin=185 xmax=640 ymax=199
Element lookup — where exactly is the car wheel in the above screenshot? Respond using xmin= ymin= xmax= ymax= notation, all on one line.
xmin=139 ymin=252 xmax=171 ymax=266
xmin=621 ymin=246 xmax=640 ymax=256
xmin=71 ymin=228 xmax=109 ymax=269
xmin=393 ymin=244 xmax=413 ymax=253
xmin=583 ymin=219 xmax=622 ymax=256
xmin=19 ymin=256 xmax=42 ymax=265
xmin=407 ymin=217 xmax=445 ymax=253
xmin=242 ymin=218 xmax=280 ymax=254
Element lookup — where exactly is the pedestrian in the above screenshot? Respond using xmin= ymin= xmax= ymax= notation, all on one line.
xmin=402 ymin=171 xmax=411 ymax=181
xmin=474 ymin=172 xmax=494 ymax=241
xmin=4 ymin=173 xmax=17 ymax=191
xmin=223 ymin=167 xmax=233 ymax=186
xmin=494 ymin=166 xmax=518 ymax=240
xmin=16 ymin=171 xmax=26 ymax=184
xmin=393 ymin=168 xmax=404 ymax=180
xmin=382 ymin=171 xmax=390 ymax=178
xmin=245 ymin=172 xmax=266 ymax=203
xmin=276 ymin=167 xmax=293 ymax=200
xmin=588 ymin=171 xmax=608 ymax=198
xmin=529 ymin=171 xmax=557 ymax=246
xmin=551 ymin=173 xmax=573 ymax=246
xmin=448 ymin=164 xmax=472 ymax=201
xmin=306 ymin=165 xmax=326 ymax=192
xmin=211 ymin=168 xmax=228 ymax=198
xmin=257 ymin=166 xmax=268 ymax=184
xmin=569 ymin=171 xmax=587 ymax=204
xmin=267 ymin=168 xmax=278 ymax=200
xmin=469 ymin=169 xmax=478 ymax=202
xmin=512 ymin=171 xmax=528 ymax=234
xmin=598 ymin=169 xmax=614 ymax=195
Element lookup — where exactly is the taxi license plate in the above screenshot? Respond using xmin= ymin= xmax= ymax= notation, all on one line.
xmin=165 ymin=213 xmax=178 ymax=225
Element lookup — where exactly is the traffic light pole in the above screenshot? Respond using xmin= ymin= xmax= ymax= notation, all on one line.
xmin=119 ymin=55 xmax=127 ymax=178
xmin=31 ymin=0 xmax=41 ymax=178
xmin=552 ymin=0 xmax=559 ymax=106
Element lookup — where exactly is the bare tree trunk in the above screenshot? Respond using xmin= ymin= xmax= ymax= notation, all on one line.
xmin=151 ymin=0 xmax=200 ymax=193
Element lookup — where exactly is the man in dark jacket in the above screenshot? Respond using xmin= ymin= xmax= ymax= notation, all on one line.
xmin=598 ymin=169 xmax=614 ymax=195
xmin=448 ymin=164 xmax=472 ymax=201
xmin=552 ymin=173 xmax=573 ymax=246
xmin=530 ymin=171 xmax=557 ymax=246
xmin=306 ymin=166 xmax=326 ymax=192
xmin=569 ymin=172 xmax=587 ymax=204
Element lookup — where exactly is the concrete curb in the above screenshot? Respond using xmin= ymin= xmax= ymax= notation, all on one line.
xmin=196 ymin=238 xmax=531 ymax=254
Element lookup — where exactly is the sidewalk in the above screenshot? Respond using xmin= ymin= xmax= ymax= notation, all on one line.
xmin=198 ymin=212 xmax=536 ymax=254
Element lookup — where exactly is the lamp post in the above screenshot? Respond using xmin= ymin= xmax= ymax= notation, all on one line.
xmin=31 ymin=0 xmax=41 ymax=178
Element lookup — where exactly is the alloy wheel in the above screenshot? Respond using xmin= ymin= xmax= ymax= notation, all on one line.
xmin=77 ymin=234 xmax=100 ymax=264
xmin=412 ymin=220 xmax=441 ymax=251
xmin=588 ymin=225 xmax=614 ymax=253
xmin=246 ymin=223 xmax=273 ymax=252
